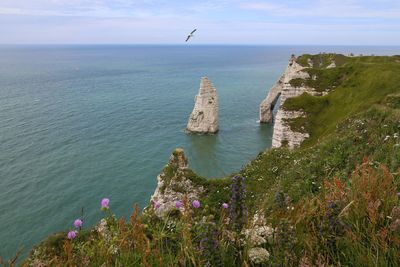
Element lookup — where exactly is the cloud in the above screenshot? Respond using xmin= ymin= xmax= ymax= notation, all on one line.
xmin=240 ymin=2 xmax=283 ymax=11
xmin=0 ymin=7 xmax=25 ymax=15
xmin=0 ymin=0 xmax=399 ymax=44
xmin=0 ymin=0 xmax=232 ymax=18
xmin=240 ymin=0 xmax=400 ymax=19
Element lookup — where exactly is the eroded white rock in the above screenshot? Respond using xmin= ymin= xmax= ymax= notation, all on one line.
xmin=186 ymin=77 xmax=219 ymax=134
xmin=260 ymin=55 xmax=335 ymax=148
xmin=150 ymin=148 xmax=204 ymax=218
xmin=259 ymin=55 xmax=309 ymax=123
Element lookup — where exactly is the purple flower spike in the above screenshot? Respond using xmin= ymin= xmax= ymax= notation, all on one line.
xmin=175 ymin=200 xmax=183 ymax=209
xmin=154 ymin=201 xmax=161 ymax=209
xmin=101 ymin=198 xmax=110 ymax=210
xmin=397 ymin=192 xmax=400 ymax=198
xmin=222 ymin=203 xmax=229 ymax=209
xmin=67 ymin=231 xmax=77 ymax=240
xmin=192 ymin=200 xmax=200 ymax=209
xmin=74 ymin=219 xmax=83 ymax=228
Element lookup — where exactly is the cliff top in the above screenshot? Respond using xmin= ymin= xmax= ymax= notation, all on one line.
xmin=199 ymin=76 xmax=217 ymax=95
xmin=22 ymin=54 xmax=400 ymax=267
xmin=283 ymin=53 xmax=400 ymax=146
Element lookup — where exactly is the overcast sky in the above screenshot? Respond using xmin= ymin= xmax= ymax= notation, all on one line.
xmin=0 ymin=0 xmax=399 ymax=45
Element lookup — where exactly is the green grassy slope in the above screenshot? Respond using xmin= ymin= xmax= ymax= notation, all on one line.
xmin=18 ymin=54 xmax=400 ymax=267
xmin=284 ymin=55 xmax=400 ymax=146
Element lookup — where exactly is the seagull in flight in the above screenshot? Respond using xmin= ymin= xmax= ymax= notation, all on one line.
xmin=185 ymin=29 xmax=197 ymax=42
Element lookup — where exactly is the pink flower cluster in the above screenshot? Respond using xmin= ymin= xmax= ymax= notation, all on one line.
xmin=101 ymin=198 xmax=110 ymax=210
xmin=67 ymin=197 xmax=110 ymax=240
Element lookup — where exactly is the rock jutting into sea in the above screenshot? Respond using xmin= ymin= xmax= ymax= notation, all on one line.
xmin=259 ymin=55 xmax=335 ymax=148
xmin=149 ymin=148 xmax=204 ymax=218
xmin=186 ymin=76 xmax=219 ymax=134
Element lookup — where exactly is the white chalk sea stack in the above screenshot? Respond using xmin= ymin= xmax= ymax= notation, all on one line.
xmin=186 ymin=76 xmax=219 ymax=134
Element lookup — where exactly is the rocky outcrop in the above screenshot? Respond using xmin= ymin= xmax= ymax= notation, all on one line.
xmin=326 ymin=61 xmax=336 ymax=69
xmin=272 ymin=110 xmax=310 ymax=148
xmin=259 ymin=55 xmax=309 ymax=123
xmin=260 ymin=55 xmax=333 ymax=148
xmin=186 ymin=77 xmax=219 ymax=134
xmin=150 ymin=148 xmax=205 ymax=218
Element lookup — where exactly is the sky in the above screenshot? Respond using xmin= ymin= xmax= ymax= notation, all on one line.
xmin=0 ymin=0 xmax=399 ymax=45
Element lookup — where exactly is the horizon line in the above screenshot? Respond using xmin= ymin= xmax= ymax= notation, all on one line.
xmin=1 ymin=43 xmax=400 ymax=47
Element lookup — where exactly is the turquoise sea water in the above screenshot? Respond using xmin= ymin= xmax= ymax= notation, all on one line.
xmin=1 ymin=45 xmax=399 ymax=259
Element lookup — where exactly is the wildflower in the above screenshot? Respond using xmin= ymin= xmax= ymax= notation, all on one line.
xmin=74 ymin=219 xmax=83 ymax=228
xmin=397 ymin=192 xmax=400 ymax=198
xmin=222 ymin=203 xmax=229 ymax=209
xmin=154 ymin=201 xmax=161 ymax=209
xmin=230 ymin=175 xmax=247 ymax=231
xmin=192 ymin=200 xmax=200 ymax=209
xmin=101 ymin=198 xmax=110 ymax=210
xmin=96 ymin=219 xmax=107 ymax=236
xmin=175 ymin=200 xmax=183 ymax=209
xmin=67 ymin=231 xmax=77 ymax=240
xmin=248 ymin=247 xmax=270 ymax=264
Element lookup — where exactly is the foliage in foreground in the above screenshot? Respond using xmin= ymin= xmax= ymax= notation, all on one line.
xmin=18 ymin=159 xmax=400 ymax=266
xmin=14 ymin=104 xmax=399 ymax=267
xmin=1 ymin=54 xmax=399 ymax=266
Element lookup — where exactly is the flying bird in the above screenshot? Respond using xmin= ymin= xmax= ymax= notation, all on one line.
xmin=185 ymin=29 xmax=197 ymax=42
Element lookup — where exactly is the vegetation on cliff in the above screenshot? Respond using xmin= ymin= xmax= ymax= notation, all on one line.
xmin=283 ymin=54 xmax=400 ymax=146
xmin=3 ymin=54 xmax=399 ymax=267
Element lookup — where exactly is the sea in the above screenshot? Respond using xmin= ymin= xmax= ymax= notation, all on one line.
xmin=1 ymin=45 xmax=399 ymax=260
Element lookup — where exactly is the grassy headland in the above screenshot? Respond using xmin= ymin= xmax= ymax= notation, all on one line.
xmin=7 ymin=54 xmax=400 ymax=267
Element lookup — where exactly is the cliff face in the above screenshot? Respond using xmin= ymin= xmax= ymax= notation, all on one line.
xmin=186 ymin=77 xmax=219 ymax=134
xmin=150 ymin=148 xmax=205 ymax=218
xmin=259 ymin=55 xmax=310 ymax=124
xmin=260 ymin=55 xmax=331 ymax=148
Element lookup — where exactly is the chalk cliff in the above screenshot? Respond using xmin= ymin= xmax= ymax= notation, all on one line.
xmin=186 ymin=77 xmax=219 ymax=134
xmin=149 ymin=148 xmax=205 ymax=218
xmin=259 ymin=55 xmax=310 ymax=124
xmin=259 ymin=55 xmax=332 ymax=148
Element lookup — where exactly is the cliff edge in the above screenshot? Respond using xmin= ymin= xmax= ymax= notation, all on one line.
xmin=149 ymin=148 xmax=205 ymax=218
xmin=260 ymin=54 xmax=339 ymax=148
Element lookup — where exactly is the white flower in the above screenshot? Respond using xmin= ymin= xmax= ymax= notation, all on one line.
xmin=248 ymin=248 xmax=270 ymax=264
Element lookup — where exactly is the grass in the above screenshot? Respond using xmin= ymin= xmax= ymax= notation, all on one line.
xmin=283 ymin=55 xmax=400 ymax=146
xmin=296 ymin=53 xmax=349 ymax=68
xmin=12 ymin=54 xmax=400 ymax=267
